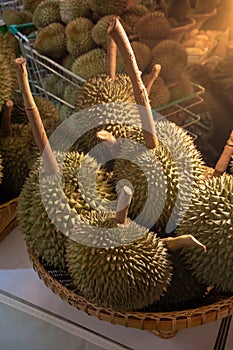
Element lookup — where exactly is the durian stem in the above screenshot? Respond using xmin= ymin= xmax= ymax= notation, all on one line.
xmin=161 ymin=235 xmax=207 ymax=252
xmin=1 ymin=100 xmax=13 ymax=137
xmin=107 ymin=36 xmax=117 ymax=81
xmin=96 ymin=130 xmax=120 ymax=158
xmin=212 ymin=130 xmax=233 ymax=177
xmin=116 ymin=185 xmax=133 ymax=224
xmin=14 ymin=57 xmax=59 ymax=175
xmin=108 ymin=18 xmax=158 ymax=150
xmin=145 ymin=64 xmax=161 ymax=95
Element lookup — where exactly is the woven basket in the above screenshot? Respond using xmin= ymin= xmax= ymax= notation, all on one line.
xmin=27 ymin=245 xmax=233 ymax=339
xmin=0 ymin=198 xmax=18 ymax=241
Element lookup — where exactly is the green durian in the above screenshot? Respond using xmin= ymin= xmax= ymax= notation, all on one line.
xmin=71 ymin=48 xmax=107 ymax=80
xmin=2 ymin=9 xmax=32 ymax=26
xmin=121 ymin=4 xmax=148 ymax=34
xmin=34 ymin=23 xmax=67 ymax=61
xmin=0 ymin=54 xmax=16 ymax=113
xmin=65 ymin=17 xmax=96 ymax=58
xmin=142 ymin=75 xmax=171 ymax=109
xmin=130 ymin=41 xmax=151 ymax=73
xmin=87 ymin=0 xmax=129 ymax=19
xmin=32 ymin=0 xmax=62 ymax=29
xmin=24 ymin=0 xmax=44 ymax=13
xmin=62 ymin=54 xmax=76 ymax=70
xmin=167 ymin=0 xmax=190 ymax=23
xmin=134 ymin=11 xmax=171 ymax=48
xmin=63 ymin=85 xmax=80 ymax=106
xmin=42 ymin=74 xmax=67 ymax=100
xmin=75 ymin=73 xmax=135 ymax=111
xmin=65 ymin=210 xmax=172 ymax=311
xmin=60 ymin=0 xmax=92 ymax=24
xmin=176 ymin=174 xmax=233 ymax=291
xmin=91 ymin=15 xmax=117 ymax=50
xmin=168 ymin=74 xmax=194 ymax=101
xmin=0 ymin=32 xmax=18 ymax=59
xmin=151 ymin=40 xmax=188 ymax=82
xmin=18 ymin=151 xmax=114 ymax=269
xmin=195 ymin=0 xmax=216 ymax=14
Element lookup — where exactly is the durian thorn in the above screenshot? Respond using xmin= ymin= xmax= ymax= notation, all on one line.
xmin=14 ymin=57 xmax=59 ymax=175
xmin=107 ymin=36 xmax=117 ymax=81
xmin=1 ymin=99 xmax=13 ymax=137
xmin=108 ymin=18 xmax=158 ymax=150
xmin=116 ymin=185 xmax=133 ymax=224
xmin=212 ymin=130 xmax=233 ymax=177
xmin=161 ymin=235 xmax=207 ymax=252
xmin=145 ymin=64 xmax=161 ymax=95
xmin=96 ymin=130 xmax=120 ymax=158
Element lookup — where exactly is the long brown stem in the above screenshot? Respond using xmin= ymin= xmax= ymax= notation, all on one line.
xmin=161 ymin=235 xmax=206 ymax=252
xmin=96 ymin=130 xmax=120 ymax=158
xmin=212 ymin=130 xmax=233 ymax=177
xmin=14 ymin=57 xmax=59 ymax=175
xmin=108 ymin=18 xmax=158 ymax=149
xmin=116 ymin=185 xmax=133 ymax=224
xmin=144 ymin=64 xmax=161 ymax=95
xmin=1 ymin=100 xmax=13 ymax=137
xmin=107 ymin=36 xmax=117 ymax=81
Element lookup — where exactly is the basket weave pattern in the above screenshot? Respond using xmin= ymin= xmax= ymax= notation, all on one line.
xmin=0 ymin=198 xmax=18 ymax=241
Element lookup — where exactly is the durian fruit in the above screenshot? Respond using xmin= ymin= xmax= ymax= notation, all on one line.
xmin=142 ymin=74 xmax=170 ymax=108
xmin=62 ymin=54 xmax=75 ymax=70
xmin=71 ymin=48 xmax=107 ymax=80
xmin=2 ymin=9 xmax=32 ymax=27
xmin=63 ymin=84 xmax=80 ymax=106
xmin=59 ymin=0 xmax=92 ymax=24
xmin=0 ymin=154 xmax=3 ymax=185
xmin=65 ymin=209 xmax=173 ymax=311
xmin=0 ymin=32 xmax=18 ymax=59
xmin=65 ymin=17 xmax=96 ymax=58
xmin=130 ymin=41 xmax=151 ymax=73
xmin=134 ymin=11 xmax=171 ymax=48
xmin=24 ymin=0 xmax=44 ymax=13
xmin=175 ymin=174 xmax=233 ymax=291
xmin=168 ymin=74 xmax=194 ymax=101
xmin=195 ymin=0 xmax=216 ymax=14
xmin=32 ymin=0 xmax=62 ymax=29
xmin=42 ymin=74 xmax=67 ymax=100
xmin=91 ymin=15 xmax=117 ymax=50
xmin=75 ymin=74 xmax=135 ymax=111
xmin=0 ymin=54 xmax=16 ymax=113
xmin=121 ymin=4 xmax=148 ymax=34
xmin=150 ymin=39 xmax=188 ymax=82
xmin=87 ymin=0 xmax=129 ymax=19
xmin=34 ymin=23 xmax=67 ymax=61
xmin=167 ymin=0 xmax=191 ymax=23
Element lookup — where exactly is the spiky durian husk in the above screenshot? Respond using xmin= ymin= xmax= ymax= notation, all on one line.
xmin=175 ymin=174 xmax=233 ymax=291
xmin=143 ymin=251 xmax=207 ymax=312
xmin=0 ymin=54 xmax=15 ymax=113
xmin=0 ymin=154 xmax=3 ymax=185
xmin=43 ymin=74 xmax=67 ymax=99
xmin=134 ymin=11 xmax=171 ymax=48
xmin=71 ymin=48 xmax=107 ymax=80
xmin=63 ymin=85 xmax=80 ymax=106
xmin=75 ymin=74 xmax=135 ymax=111
xmin=34 ymin=23 xmax=67 ymax=61
xmin=56 ymin=104 xmax=74 ymax=121
xmin=18 ymin=151 xmax=114 ymax=269
xmin=65 ymin=17 xmax=96 ymax=58
xmin=60 ymin=0 xmax=91 ymax=24
xmin=168 ymin=75 xmax=194 ymax=101
xmin=0 ymin=32 xmax=18 ymax=59
xmin=32 ymin=0 xmax=62 ymax=28
xmin=151 ymin=40 xmax=188 ymax=82
xmin=130 ymin=41 xmax=151 ymax=73
xmin=91 ymin=15 xmax=117 ymax=50
xmin=113 ymin=119 xmax=205 ymax=232
xmin=194 ymin=0 xmax=216 ymax=14
xmin=62 ymin=54 xmax=75 ymax=70
xmin=121 ymin=4 xmax=148 ymax=34
xmin=142 ymin=75 xmax=170 ymax=108
xmin=2 ymin=9 xmax=32 ymax=26
xmin=24 ymin=0 xmax=44 ymax=13
xmin=87 ymin=0 xmax=129 ymax=19
xmin=66 ymin=212 xmax=172 ymax=311
xmin=167 ymin=0 xmax=190 ymax=23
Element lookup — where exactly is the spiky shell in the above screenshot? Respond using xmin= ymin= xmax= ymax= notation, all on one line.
xmin=87 ymin=0 xmax=129 ymax=18
xmin=168 ymin=74 xmax=194 ymax=101
xmin=34 ymin=23 xmax=67 ymax=61
xmin=75 ymin=74 xmax=135 ymax=111
xmin=175 ymin=174 xmax=233 ymax=291
xmin=151 ymin=40 xmax=188 ymax=82
xmin=63 ymin=85 xmax=80 ymax=106
xmin=60 ymin=0 xmax=91 ymax=24
xmin=32 ymin=0 xmax=62 ymax=28
xmin=42 ymin=74 xmax=67 ymax=99
xmin=65 ymin=211 xmax=172 ymax=311
xmin=65 ymin=17 xmax=96 ymax=58
xmin=18 ymin=151 xmax=114 ymax=269
xmin=62 ymin=54 xmax=75 ymax=70
xmin=2 ymin=9 xmax=32 ymax=26
xmin=91 ymin=15 xmax=117 ymax=50
xmin=134 ymin=11 xmax=171 ymax=48
xmin=130 ymin=41 xmax=151 ymax=73
xmin=24 ymin=0 xmax=44 ymax=13
xmin=71 ymin=48 xmax=107 ymax=80
xmin=121 ymin=4 xmax=148 ymax=34
xmin=0 ymin=54 xmax=16 ymax=112
xmin=142 ymin=75 xmax=170 ymax=108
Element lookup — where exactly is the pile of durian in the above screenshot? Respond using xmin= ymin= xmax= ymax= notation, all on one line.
xmin=15 ymin=18 xmax=233 ymax=315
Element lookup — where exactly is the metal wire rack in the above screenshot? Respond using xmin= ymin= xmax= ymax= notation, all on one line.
xmin=0 ymin=0 xmax=23 ymax=17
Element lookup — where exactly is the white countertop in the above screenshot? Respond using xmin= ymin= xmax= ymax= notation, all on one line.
xmin=0 ymin=227 xmax=232 ymax=350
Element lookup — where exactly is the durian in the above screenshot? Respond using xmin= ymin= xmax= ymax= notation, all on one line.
xmin=168 ymin=74 xmax=194 ymax=101
xmin=142 ymin=74 xmax=170 ymax=108
xmin=24 ymin=0 xmax=44 ymax=13
xmin=2 ymin=9 xmax=32 ymax=27
xmin=87 ymin=0 xmax=129 ymax=19
xmin=130 ymin=41 xmax=151 ymax=73
xmin=91 ymin=15 xmax=117 ymax=50
xmin=65 ymin=17 xmax=96 ymax=58
xmin=0 ymin=54 xmax=16 ymax=113
xmin=121 ymin=4 xmax=148 ymax=34
xmin=62 ymin=55 xmax=75 ymax=70
xmin=32 ymin=0 xmax=62 ymax=29
xmin=60 ymin=0 xmax=92 ymax=24
xmin=42 ymin=74 xmax=67 ymax=100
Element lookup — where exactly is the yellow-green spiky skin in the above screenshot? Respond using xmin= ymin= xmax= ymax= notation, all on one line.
xmin=91 ymin=15 xmax=117 ymax=50
xmin=65 ymin=214 xmax=172 ymax=311
xmin=195 ymin=0 xmax=216 ymax=14
xmin=131 ymin=41 xmax=151 ymax=73
xmin=167 ymin=0 xmax=190 ymax=23
xmin=151 ymin=40 xmax=188 ymax=82
xmin=2 ymin=9 xmax=32 ymax=26
xmin=0 ymin=54 xmax=16 ymax=113
xmin=87 ymin=0 xmax=129 ymax=19
xmin=168 ymin=75 xmax=194 ymax=101
xmin=65 ymin=17 xmax=96 ymax=58
xmin=71 ymin=48 xmax=107 ymax=80
xmin=0 ymin=32 xmax=18 ymax=59
xmin=32 ymin=0 xmax=62 ymax=29
xmin=0 ymin=154 xmax=3 ymax=185
xmin=63 ymin=85 xmax=80 ymax=105
xmin=62 ymin=54 xmax=75 ymax=70
xmin=134 ymin=11 xmax=171 ymax=48
xmin=121 ymin=4 xmax=148 ymax=34
xmin=142 ymin=75 xmax=170 ymax=108
xmin=75 ymin=74 xmax=135 ymax=111
xmin=43 ymin=74 xmax=67 ymax=100
xmin=18 ymin=151 xmax=114 ymax=269
xmin=60 ymin=0 xmax=92 ymax=24
xmin=113 ymin=120 xmax=205 ymax=232
xmin=143 ymin=251 xmax=207 ymax=312
xmin=34 ymin=23 xmax=67 ymax=61
xmin=56 ymin=104 xmax=74 ymax=121
xmin=176 ymin=174 xmax=233 ymax=291
xmin=24 ymin=0 xmax=44 ymax=13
